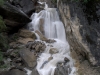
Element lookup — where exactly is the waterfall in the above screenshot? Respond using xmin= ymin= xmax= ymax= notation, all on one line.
xmin=28 ymin=2 xmax=76 ymax=75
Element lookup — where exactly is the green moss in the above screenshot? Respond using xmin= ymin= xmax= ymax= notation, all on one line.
xmin=0 ymin=33 xmax=8 ymax=50
xmin=0 ymin=16 xmax=6 ymax=32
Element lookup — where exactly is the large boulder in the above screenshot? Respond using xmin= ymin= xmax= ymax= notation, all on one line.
xmin=0 ymin=2 xmax=31 ymax=27
xmin=0 ymin=0 xmax=38 ymax=32
xmin=17 ymin=38 xmax=34 ymax=44
xmin=9 ymin=0 xmax=37 ymax=15
xmin=19 ymin=29 xmax=36 ymax=39
xmin=19 ymin=48 xmax=37 ymax=68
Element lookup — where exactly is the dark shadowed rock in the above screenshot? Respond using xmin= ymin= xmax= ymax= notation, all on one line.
xmin=9 ymin=0 xmax=37 ymax=15
xmin=0 ymin=2 xmax=31 ymax=27
xmin=64 ymin=57 xmax=69 ymax=63
xmin=0 ymin=69 xmax=26 ymax=75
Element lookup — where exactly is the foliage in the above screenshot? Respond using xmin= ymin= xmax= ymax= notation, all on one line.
xmin=0 ymin=16 xmax=6 ymax=32
xmin=0 ymin=0 xmax=4 ymax=6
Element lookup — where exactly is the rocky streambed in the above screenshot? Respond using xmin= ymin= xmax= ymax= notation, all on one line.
xmin=0 ymin=28 xmax=72 ymax=75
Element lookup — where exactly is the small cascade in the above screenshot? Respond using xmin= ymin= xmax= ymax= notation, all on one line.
xmin=28 ymin=2 xmax=76 ymax=75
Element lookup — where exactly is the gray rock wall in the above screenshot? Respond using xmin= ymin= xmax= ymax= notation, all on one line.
xmin=57 ymin=0 xmax=100 ymax=66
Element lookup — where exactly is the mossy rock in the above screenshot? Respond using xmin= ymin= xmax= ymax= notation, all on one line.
xmin=0 ymin=33 xmax=8 ymax=51
xmin=0 ymin=0 xmax=4 ymax=6
xmin=0 ymin=16 xmax=6 ymax=32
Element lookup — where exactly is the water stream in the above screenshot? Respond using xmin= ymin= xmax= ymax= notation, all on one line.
xmin=28 ymin=1 xmax=76 ymax=75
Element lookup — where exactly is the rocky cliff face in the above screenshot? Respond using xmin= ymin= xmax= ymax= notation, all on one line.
xmin=57 ymin=0 xmax=100 ymax=66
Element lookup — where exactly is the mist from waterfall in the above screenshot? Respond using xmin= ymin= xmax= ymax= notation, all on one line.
xmin=28 ymin=2 xmax=76 ymax=75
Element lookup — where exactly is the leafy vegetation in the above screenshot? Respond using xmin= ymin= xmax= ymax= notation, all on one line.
xmin=0 ymin=0 xmax=4 ymax=6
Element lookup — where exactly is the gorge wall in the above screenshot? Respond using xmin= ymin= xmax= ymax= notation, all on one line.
xmin=57 ymin=0 xmax=100 ymax=66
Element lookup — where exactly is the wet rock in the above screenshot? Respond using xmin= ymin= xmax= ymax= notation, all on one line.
xmin=35 ymin=30 xmax=56 ymax=43
xmin=31 ymin=68 xmax=39 ymax=75
xmin=26 ymin=41 xmax=33 ymax=49
xmin=49 ymin=48 xmax=59 ymax=54
xmin=19 ymin=29 xmax=36 ymax=39
xmin=39 ymin=18 xmax=44 ymax=34
xmin=35 ymin=30 xmax=48 ymax=41
xmin=26 ymin=41 xmax=46 ymax=53
xmin=48 ymin=57 xmax=53 ymax=61
xmin=46 ymin=39 xmax=56 ymax=43
xmin=40 ymin=57 xmax=53 ymax=69
xmin=54 ymin=63 xmax=69 ymax=75
xmin=0 ymin=69 xmax=27 ymax=75
xmin=17 ymin=38 xmax=34 ymax=44
xmin=40 ymin=61 xmax=48 ymax=69
xmin=19 ymin=48 xmax=37 ymax=68
xmin=64 ymin=57 xmax=69 ymax=63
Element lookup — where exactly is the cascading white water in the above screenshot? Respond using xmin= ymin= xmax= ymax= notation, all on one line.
xmin=28 ymin=2 xmax=76 ymax=75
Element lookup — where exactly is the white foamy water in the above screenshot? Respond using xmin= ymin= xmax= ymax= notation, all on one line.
xmin=28 ymin=2 xmax=76 ymax=75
